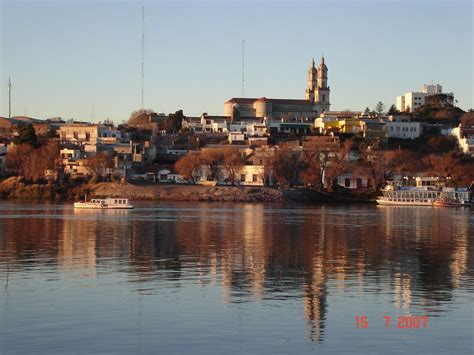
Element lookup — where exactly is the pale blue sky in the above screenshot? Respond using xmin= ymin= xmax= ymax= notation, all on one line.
xmin=1 ymin=0 xmax=472 ymax=122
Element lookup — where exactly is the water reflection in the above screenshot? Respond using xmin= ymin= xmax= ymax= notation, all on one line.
xmin=0 ymin=202 xmax=473 ymax=348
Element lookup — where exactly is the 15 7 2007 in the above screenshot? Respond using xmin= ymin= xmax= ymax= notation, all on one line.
xmin=355 ymin=315 xmax=428 ymax=329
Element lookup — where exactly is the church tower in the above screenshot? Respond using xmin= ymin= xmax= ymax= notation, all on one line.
xmin=315 ymin=56 xmax=330 ymax=112
xmin=305 ymin=58 xmax=317 ymax=103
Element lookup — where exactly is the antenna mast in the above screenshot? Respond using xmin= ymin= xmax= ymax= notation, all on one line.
xmin=241 ymin=40 xmax=245 ymax=97
xmin=141 ymin=4 xmax=145 ymax=109
xmin=7 ymin=77 xmax=12 ymax=118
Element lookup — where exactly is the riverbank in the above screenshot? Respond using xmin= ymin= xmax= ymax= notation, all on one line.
xmin=0 ymin=177 xmax=375 ymax=203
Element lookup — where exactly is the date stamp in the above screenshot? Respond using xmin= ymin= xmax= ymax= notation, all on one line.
xmin=355 ymin=315 xmax=428 ymax=329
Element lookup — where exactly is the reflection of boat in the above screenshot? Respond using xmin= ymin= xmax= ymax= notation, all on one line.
xmin=432 ymin=197 xmax=471 ymax=207
xmin=74 ymin=197 xmax=134 ymax=209
xmin=377 ymin=182 xmax=471 ymax=206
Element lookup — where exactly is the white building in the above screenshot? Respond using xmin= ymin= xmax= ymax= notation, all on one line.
xmin=451 ymin=125 xmax=474 ymax=157
xmin=385 ymin=115 xmax=422 ymax=139
xmin=228 ymin=131 xmax=245 ymax=144
xmin=194 ymin=165 xmax=264 ymax=186
xmin=200 ymin=114 xmax=228 ymax=133
xmin=396 ymin=83 xmax=452 ymax=112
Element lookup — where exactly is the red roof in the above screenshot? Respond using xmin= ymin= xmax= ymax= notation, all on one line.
xmin=226 ymin=97 xmax=312 ymax=106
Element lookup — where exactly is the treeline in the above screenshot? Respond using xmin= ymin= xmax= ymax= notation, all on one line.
xmin=174 ymin=138 xmax=474 ymax=190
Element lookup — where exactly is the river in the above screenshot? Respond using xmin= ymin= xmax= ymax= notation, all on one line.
xmin=0 ymin=202 xmax=473 ymax=354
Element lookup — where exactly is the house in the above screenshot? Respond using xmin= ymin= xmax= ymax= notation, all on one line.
xmin=157 ymin=168 xmax=184 ymax=183
xmin=200 ymin=114 xmax=229 ymax=133
xmin=385 ymin=115 xmax=421 ymax=139
xmin=228 ymin=132 xmax=246 ymax=144
xmin=314 ymin=112 xmax=366 ymax=135
xmin=59 ymin=122 xmax=121 ymax=146
xmin=337 ymin=173 xmax=369 ymax=189
xmin=193 ymin=165 xmax=264 ymax=186
xmin=451 ymin=124 xmax=474 ymax=157
xmin=267 ymin=118 xmax=313 ymax=135
xmin=182 ymin=116 xmax=203 ymax=133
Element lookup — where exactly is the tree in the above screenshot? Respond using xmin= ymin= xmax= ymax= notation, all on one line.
xmin=269 ymin=147 xmax=301 ymax=186
xmin=14 ymin=124 xmax=37 ymax=147
xmin=165 ymin=110 xmax=185 ymax=133
xmin=85 ymin=153 xmax=113 ymax=179
xmin=6 ymin=140 xmax=59 ymax=181
xmin=387 ymin=104 xmax=399 ymax=116
xmin=323 ymin=139 xmax=353 ymax=190
xmin=201 ymin=148 xmax=225 ymax=181
xmin=222 ymin=147 xmax=245 ymax=185
xmin=460 ymin=112 xmax=474 ymax=127
xmin=128 ymin=109 xmax=157 ymax=126
xmin=175 ymin=152 xmax=202 ymax=183
xmin=374 ymin=101 xmax=385 ymax=117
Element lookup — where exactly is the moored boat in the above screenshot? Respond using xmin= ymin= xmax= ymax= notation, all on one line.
xmin=376 ymin=182 xmax=471 ymax=207
xmin=74 ymin=197 xmax=134 ymax=209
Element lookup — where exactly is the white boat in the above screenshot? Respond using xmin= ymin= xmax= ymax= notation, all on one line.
xmin=376 ymin=183 xmax=471 ymax=206
xmin=74 ymin=197 xmax=134 ymax=209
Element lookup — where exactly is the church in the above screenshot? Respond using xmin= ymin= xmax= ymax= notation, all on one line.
xmin=224 ymin=56 xmax=330 ymax=120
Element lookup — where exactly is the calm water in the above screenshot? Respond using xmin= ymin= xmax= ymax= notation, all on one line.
xmin=0 ymin=202 xmax=473 ymax=354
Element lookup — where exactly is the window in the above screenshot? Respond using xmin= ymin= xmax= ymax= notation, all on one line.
xmin=357 ymin=178 xmax=363 ymax=188
xmin=322 ymin=94 xmax=326 ymax=102
xmin=73 ymin=131 xmax=79 ymax=140
xmin=390 ymin=126 xmax=393 ymax=131
xmin=241 ymin=174 xmax=246 ymax=182
xmin=206 ymin=120 xmax=212 ymax=125
xmin=345 ymin=178 xmax=351 ymax=187
xmin=85 ymin=132 xmax=90 ymax=141
xmin=252 ymin=174 xmax=258 ymax=182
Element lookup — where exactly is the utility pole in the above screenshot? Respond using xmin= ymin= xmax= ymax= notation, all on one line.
xmin=242 ymin=40 xmax=245 ymax=97
xmin=7 ymin=77 xmax=12 ymax=118
xmin=141 ymin=5 xmax=145 ymax=109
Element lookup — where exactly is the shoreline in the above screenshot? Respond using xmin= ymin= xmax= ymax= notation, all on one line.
xmin=0 ymin=177 xmax=376 ymax=203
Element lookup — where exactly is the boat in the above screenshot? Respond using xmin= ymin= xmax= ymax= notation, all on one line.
xmin=74 ymin=196 xmax=134 ymax=209
xmin=432 ymin=196 xmax=471 ymax=207
xmin=376 ymin=182 xmax=471 ymax=206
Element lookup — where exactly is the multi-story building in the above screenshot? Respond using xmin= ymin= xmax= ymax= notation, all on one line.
xmin=396 ymin=84 xmax=453 ymax=112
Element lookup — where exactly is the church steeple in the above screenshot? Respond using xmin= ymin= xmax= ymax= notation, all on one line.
xmin=305 ymin=58 xmax=317 ymax=103
xmin=317 ymin=55 xmax=328 ymax=89
xmin=315 ymin=55 xmax=330 ymax=112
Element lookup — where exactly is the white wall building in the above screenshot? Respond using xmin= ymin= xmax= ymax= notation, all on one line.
xmin=451 ymin=125 xmax=474 ymax=157
xmin=396 ymin=83 xmax=452 ymax=112
xmin=194 ymin=165 xmax=264 ymax=186
xmin=228 ymin=132 xmax=245 ymax=144
xmin=385 ymin=115 xmax=422 ymax=139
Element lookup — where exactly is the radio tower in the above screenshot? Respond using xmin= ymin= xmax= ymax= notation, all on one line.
xmin=7 ymin=77 xmax=12 ymax=118
xmin=241 ymin=40 xmax=245 ymax=97
xmin=141 ymin=5 xmax=145 ymax=109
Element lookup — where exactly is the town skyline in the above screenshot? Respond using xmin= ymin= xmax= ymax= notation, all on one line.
xmin=1 ymin=0 xmax=472 ymax=122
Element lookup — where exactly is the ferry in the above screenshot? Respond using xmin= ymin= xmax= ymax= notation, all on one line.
xmin=376 ymin=182 xmax=471 ymax=206
xmin=74 ymin=197 xmax=134 ymax=209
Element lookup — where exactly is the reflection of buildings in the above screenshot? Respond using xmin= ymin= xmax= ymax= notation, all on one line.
xmin=0 ymin=203 xmax=472 ymax=344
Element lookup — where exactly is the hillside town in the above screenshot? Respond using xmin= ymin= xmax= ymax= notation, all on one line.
xmin=1 ymin=58 xmax=473 ymax=200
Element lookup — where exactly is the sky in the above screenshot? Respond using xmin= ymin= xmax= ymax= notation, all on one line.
xmin=0 ymin=0 xmax=472 ymax=123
